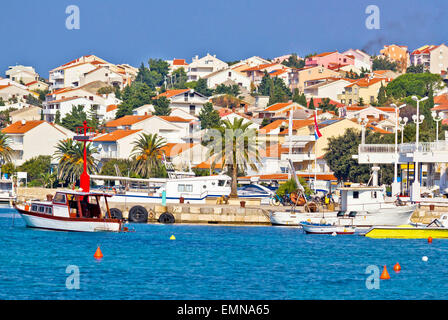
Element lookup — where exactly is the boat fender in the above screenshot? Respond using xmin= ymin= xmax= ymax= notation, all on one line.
xmin=128 ymin=206 xmax=149 ymax=223
xmin=112 ymin=188 xmax=117 ymax=194
xmin=158 ymin=212 xmax=175 ymax=224
xmin=110 ymin=208 xmax=123 ymax=220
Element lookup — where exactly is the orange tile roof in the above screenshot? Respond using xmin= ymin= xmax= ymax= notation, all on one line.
xmin=240 ymin=63 xmax=278 ymax=72
xmin=269 ymin=69 xmax=288 ymax=76
xmin=263 ymin=102 xmax=293 ymax=112
xmin=345 ymin=78 xmax=385 ymax=88
xmin=153 ymin=89 xmax=190 ymax=99
xmin=160 ymin=143 xmax=195 ymax=157
xmin=105 ymin=115 xmax=152 ymax=127
xmin=0 ymin=85 xmax=11 ymax=90
xmin=173 ymin=59 xmax=188 ymax=66
xmin=313 ymin=51 xmax=338 ymax=58
xmin=431 ymin=105 xmax=448 ymax=111
xmin=159 ymin=116 xmax=191 ymax=122
xmin=260 ymin=119 xmax=314 ymax=134
xmin=2 ymin=120 xmax=44 ymax=134
xmin=93 ymin=129 xmax=141 ymax=142
xmin=106 ymin=104 xmax=118 ymax=112
xmin=435 ymin=94 xmax=448 ymax=105
xmin=194 ymin=156 xmax=223 ymax=169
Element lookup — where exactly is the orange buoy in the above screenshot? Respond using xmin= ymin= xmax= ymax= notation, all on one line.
xmin=380 ymin=265 xmax=390 ymax=280
xmin=94 ymin=246 xmax=103 ymax=259
xmin=428 ymin=236 xmax=433 ymax=244
xmin=393 ymin=263 xmax=401 ymax=272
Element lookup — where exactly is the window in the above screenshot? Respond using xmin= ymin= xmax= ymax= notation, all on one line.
xmin=45 ymin=207 xmax=52 ymax=214
xmin=53 ymin=193 xmax=66 ymax=204
xmin=372 ymin=191 xmax=377 ymax=198
xmin=31 ymin=205 xmax=38 ymax=212
xmin=353 ymin=191 xmax=359 ymax=199
xmin=178 ymin=184 xmax=193 ymax=192
xmin=38 ymin=206 xmax=45 ymax=213
xmin=218 ymin=180 xmax=226 ymax=187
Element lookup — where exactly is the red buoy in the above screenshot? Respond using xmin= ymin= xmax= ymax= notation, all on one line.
xmin=380 ymin=265 xmax=390 ymax=280
xmin=393 ymin=263 xmax=401 ymax=272
xmin=428 ymin=236 xmax=433 ymax=244
xmin=94 ymin=246 xmax=103 ymax=259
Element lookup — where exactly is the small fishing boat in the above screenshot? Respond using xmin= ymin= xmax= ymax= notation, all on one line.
xmin=300 ymin=221 xmax=355 ymax=235
xmin=14 ymin=190 xmax=125 ymax=232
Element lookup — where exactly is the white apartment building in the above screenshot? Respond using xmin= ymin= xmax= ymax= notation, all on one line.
xmin=187 ymin=53 xmax=228 ymax=81
xmin=154 ymin=89 xmax=209 ymax=116
xmin=203 ymin=68 xmax=252 ymax=90
xmin=5 ymin=65 xmax=39 ymax=84
xmin=1 ymin=120 xmax=74 ymax=165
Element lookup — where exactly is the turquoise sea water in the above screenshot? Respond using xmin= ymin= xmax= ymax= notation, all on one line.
xmin=1 ymin=206 xmax=448 ymax=300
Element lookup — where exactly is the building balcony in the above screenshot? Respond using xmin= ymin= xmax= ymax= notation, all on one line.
xmin=9 ymin=142 xmax=24 ymax=151
xmin=97 ymin=151 xmax=118 ymax=159
xmin=281 ymin=152 xmax=315 ymax=162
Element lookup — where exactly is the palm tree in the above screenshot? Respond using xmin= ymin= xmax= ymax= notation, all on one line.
xmin=206 ymin=118 xmax=261 ymax=197
xmin=131 ymin=133 xmax=166 ymax=178
xmin=0 ymin=132 xmax=12 ymax=165
xmin=54 ymin=138 xmax=98 ymax=184
xmin=40 ymin=172 xmax=56 ymax=188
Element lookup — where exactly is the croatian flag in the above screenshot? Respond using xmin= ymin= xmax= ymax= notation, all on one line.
xmin=314 ymin=112 xmax=322 ymax=140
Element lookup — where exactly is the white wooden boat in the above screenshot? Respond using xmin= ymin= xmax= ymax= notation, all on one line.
xmin=14 ymin=190 xmax=124 ymax=232
xmin=300 ymin=221 xmax=355 ymax=234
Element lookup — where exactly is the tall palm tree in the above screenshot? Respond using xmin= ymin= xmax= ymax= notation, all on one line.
xmin=54 ymin=138 xmax=98 ymax=184
xmin=206 ymin=118 xmax=261 ymax=197
xmin=0 ymin=132 xmax=12 ymax=165
xmin=131 ymin=133 xmax=166 ymax=178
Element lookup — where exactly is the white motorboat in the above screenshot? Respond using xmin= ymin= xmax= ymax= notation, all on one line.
xmin=270 ymin=186 xmax=416 ymax=227
xmin=300 ymin=221 xmax=355 ymax=234
xmin=14 ymin=190 xmax=125 ymax=232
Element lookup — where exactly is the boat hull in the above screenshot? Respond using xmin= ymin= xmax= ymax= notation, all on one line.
xmin=18 ymin=209 xmax=122 ymax=232
xmin=365 ymin=226 xmax=448 ymax=239
xmin=301 ymin=223 xmax=355 ymax=235
xmin=270 ymin=205 xmax=416 ymax=227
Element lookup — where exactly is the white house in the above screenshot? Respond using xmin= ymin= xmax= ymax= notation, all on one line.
xmin=1 ymin=120 xmax=74 ymax=165
xmin=342 ymin=49 xmax=372 ymax=71
xmin=304 ymin=78 xmax=352 ymax=101
xmin=79 ymin=66 xmax=127 ymax=89
xmin=43 ymin=96 xmax=100 ymax=123
xmin=5 ymin=65 xmax=39 ymax=84
xmin=187 ymin=53 xmax=228 ymax=81
xmin=153 ymin=89 xmax=209 ymax=116
xmin=92 ymin=129 xmax=143 ymax=160
xmin=203 ymin=68 xmax=252 ymax=90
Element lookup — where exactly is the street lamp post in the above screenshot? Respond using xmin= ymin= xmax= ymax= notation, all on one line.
xmin=431 ymin=111 xmax=443 ymax=143
xmin=398 ymin=116 xmax=408 ymax=144
xmin=411 ymin=95 xmax=428 ymax=201
xmin=391 ymin=103 xmax=406 ymax=197
xmin=357 ymin=117 xmax=368 ymax=144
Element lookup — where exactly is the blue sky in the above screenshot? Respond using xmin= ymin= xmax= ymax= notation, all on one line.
xmin=0 ymin=0 xmax=446 ymax=77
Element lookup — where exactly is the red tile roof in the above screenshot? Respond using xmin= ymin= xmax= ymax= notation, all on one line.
xmin=173 ymin=59 xmax=188 ymax=66
xmin=263 ymin=102 xmax=293 ymax=112
xmin=93 ymin=129 xmax=141 ymax=142
xmin=153 ymin=89 xmax=190 ymax=99
xmin=160 ymin=143 xmax=195 ymax=157
xmin=105 ymin=115 xmax=151 ymax=127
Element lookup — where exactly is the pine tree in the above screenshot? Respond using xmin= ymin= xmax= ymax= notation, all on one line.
xmin=153 ymin=96 xmax=171 ymax=116
xmin=55 ymin=110 xmax=61 ymax=124
xmin=308 ymin=97 xmax=315 ymax=109
xmin=198 ymin=102 xmax=220 ymax=129
xmin=377 ymin=83 xmax=387 ymax=106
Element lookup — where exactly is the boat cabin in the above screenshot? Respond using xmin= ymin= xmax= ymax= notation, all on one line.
xmin=338 ymin=186 xmax=386 ymax=212
xmin=29 ymin=191 xmax=112 ymax=219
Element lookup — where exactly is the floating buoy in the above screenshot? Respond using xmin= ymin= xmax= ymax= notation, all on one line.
xmin=331 ymin=232 xmax=337 ymax=236
xmin=170 ymin=235 xmax=176 ymax=240
xmin=94 ymin=246 xmax=103 ymax=259
xmin=428 ymin=236 xmax=433 ymax=244
xmin=393 ymin=263 xmax=401 ymax=272
xmin=422 ymin=256 xmax=428 ymax=262
xmin=380 ymin=265 xmax=390 ymax=280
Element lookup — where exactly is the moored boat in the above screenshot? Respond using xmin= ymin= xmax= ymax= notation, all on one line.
xmin=14 ymin=190 xmax=125 ymax=232
xmin=300 ymin=221 xmax=355 ymax=235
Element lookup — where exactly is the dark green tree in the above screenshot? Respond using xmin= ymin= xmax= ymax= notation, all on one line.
xmin=152 ymin=96 xmax=172 ymax=116
xmin=372 ymin=56 xmax=398 ymax=71
xmin=195 ymin=78 xmax=213 ymax=96
xmin=377 ymin=82 xmax=387 ymax=105
xmin=308 ymin=97 xmax=315 ymax=109
xmin=198 ymin=102 xmax=220 ymax=129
